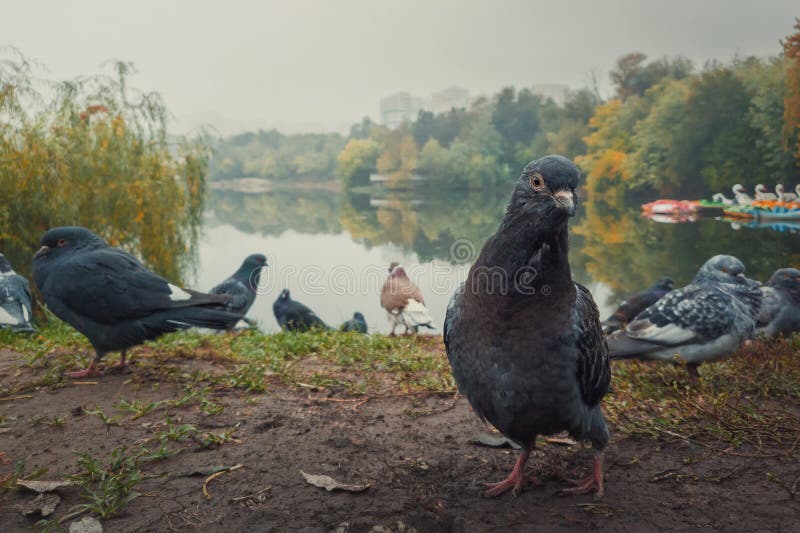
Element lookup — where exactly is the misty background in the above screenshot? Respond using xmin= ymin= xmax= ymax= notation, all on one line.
xmin=3 ymin=0 xmax=797 ymax=134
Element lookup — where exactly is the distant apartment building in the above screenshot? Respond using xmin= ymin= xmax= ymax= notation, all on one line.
xmin=430 ymin=86 xmax=471 ymax=114
xmin=529 ymin=84 xmax=570 ymax=105
xmin=380 ymin=86 xmax=472 ymax=128
xmin=379 ymin=92 xmax=428 ymax=128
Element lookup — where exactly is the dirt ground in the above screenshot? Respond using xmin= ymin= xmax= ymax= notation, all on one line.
xmin=1 ymin=349 xmax=799 ymax=533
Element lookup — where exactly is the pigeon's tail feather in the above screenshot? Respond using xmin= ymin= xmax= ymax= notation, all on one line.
xmin=401 ymin=299 xmax=436 ymax=329
xmin=145 ymin=307 xmax=242 ymax=335
xmin=607 ymin=330 xmax=657 ymax=359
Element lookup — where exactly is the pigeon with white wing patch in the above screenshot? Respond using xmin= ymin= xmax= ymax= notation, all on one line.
xmin=33 ymin=227 xmax=240 ymax=378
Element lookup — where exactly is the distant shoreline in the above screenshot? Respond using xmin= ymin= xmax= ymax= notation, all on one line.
xmin=209 ymin=177 xmax=342 ymax=194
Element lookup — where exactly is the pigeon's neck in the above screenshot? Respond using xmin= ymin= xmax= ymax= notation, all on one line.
xmin=473 ymin=220 xmax=573 ymax=295
xmin=235 ymin=267 xmax=258 ymax=287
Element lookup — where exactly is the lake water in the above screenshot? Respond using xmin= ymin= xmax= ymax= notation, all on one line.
xmin=192 ymin=185 xmax=800 ymax=334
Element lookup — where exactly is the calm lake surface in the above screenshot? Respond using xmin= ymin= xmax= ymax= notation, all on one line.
xmin=193 ymin=185 xmax=800 ymax=334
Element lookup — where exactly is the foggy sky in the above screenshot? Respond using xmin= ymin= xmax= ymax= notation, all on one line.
xmin=3 ymin=0 xmax=797 ymax=134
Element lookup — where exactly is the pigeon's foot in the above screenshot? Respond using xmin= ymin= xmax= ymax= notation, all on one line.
xmin=563 ymin=455 xmax=604 ymax=499
xmin=107 ymin=351 xmax=128 ymax=373
xmin=67 ymin=367 xmax=103 ymax=379
xmin=483 ymin=448 xmax=535 ymax=497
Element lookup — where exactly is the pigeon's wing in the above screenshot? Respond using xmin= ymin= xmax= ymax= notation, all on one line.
xmin=613 ymin=288 xmax=662 ymax=323
xmin=44 ymin=248 xmax=227 ymax=324
xmin=209 ymin=278 xmax=250 ymax=314
xmin=287 ymin=301 xmax=327 ymax=329
xmin=574 ymin=283 xmax=610 ymax=407
xmin=625 ymin=284 xmax=734 ymax=345
xmin=756 ymin=286 xmax=781 ymax=328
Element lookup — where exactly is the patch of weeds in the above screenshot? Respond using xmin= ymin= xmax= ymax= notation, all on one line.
xmin=200 ymin=397 xmax=224 ymax=416
xmin=68 ymin=447 xmax=142 ymax=519
xmin=84 ymin=406 xmax=122 ymax=427
xmin=116 ymin=399 xmax=161 ymax=419
xmin=31 ymin=415 xmax=65 ymax=428
xmin=200 ymin=424 xmax=240 ymax=448
xmin=158 ymin=417 xmax=197 ymax=442
xmin=0 ymin=459 xmax=48 ymax=492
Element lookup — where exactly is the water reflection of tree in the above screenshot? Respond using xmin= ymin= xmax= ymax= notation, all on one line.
xmin=206 ymin=189 xmax=342 ymax=236
xmin=340 ymin=189 xmax=508 ymax=261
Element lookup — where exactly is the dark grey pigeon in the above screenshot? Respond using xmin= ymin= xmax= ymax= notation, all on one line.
xmin=33 ymin=227 xmax=240 ymax=378
xmin=444 ymin=155 xmax=611 ymax=498
xmin=607 ymin=255 xmax=762 ymax=378
xmin=756 ymin=268 xmax=800 ymax=338
xmin=0 ymin=253 xmax=35 ymax=333
xmin=339 ymin=312 xmax=368 ymax=333
xmin=209 ymin=253 xmax=268 ymax=328
xmin=602 ymin=277 xmax=673 ymax=334
xmin=272 ymin=289 xmax=328 ymax=332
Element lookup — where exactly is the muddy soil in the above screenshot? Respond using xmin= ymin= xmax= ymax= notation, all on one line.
xmin=1 ymin=351 xmax=799 ymax=532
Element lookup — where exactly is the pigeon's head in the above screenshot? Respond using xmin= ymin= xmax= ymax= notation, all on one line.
xmin=353 ymin=312 xmax=366 ymax=322
xmin=656 ymin=277 xmax=674 ymax=290
xmin=389 ymin=263 xmax=408 ymax=279
xmin=242 ymin=254 xmax=268 ymax=269
xmin=34 ymin=226 xmax=106 ymax=261
xmin=767 ymin=268 xmax=800 ymax=300
xmin=507 ymin=155 xmax=580 ymax=225
xmin=694 ymin=255 xmax=747 ymax=284
xmin=278 ymin=288 xmax=291 ymax=301
xmin=0 ymin=253 xmax=12 ymax=273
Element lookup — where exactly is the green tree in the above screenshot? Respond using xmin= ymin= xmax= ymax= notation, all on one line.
xmin=337 ymin=138 xmax=381 ymax=187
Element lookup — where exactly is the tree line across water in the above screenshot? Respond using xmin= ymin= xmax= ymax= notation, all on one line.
xmin=211 ymin=21 xmax=800 ymax=200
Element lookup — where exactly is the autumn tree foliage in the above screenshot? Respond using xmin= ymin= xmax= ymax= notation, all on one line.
xmin=784 ymin=18 xmax=800 ymax=162
xmin=0 ymin=54 xmax=208 ymax=284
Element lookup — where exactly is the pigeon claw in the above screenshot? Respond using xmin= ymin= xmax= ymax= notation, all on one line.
xmin=561 ymin=455 xmax=604 ymax=499
xmin=482 ymin=448 xmax=537 ymax=498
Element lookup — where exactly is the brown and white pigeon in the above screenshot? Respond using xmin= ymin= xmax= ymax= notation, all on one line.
xmin=380 ymin=262 xmax=435 ymax=336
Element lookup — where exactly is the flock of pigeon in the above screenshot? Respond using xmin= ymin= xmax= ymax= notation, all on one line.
xmin=1 ymin=154 xmax=798 ymax=500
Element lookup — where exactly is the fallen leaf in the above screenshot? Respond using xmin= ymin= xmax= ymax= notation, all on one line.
xmin=468 ymin=435 xmax=521 ymax=449
xmin=19 ymin=493 xmax=60 ymax=517
xmin=301 ymin=471 xmax=370 ymax=492
xmin=544 ymin=436 xmax=577 ymax=446
xmin=17 ymin=479 xmax=75 ymax=492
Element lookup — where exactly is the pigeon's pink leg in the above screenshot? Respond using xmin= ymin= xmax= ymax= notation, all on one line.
xmin=484 ymin=447 xmax=540 ymax=497
xmin=67 ymin=358 xmax=104 ymax=378
xmin=563 ymin=453 xmax=604 ymax=498
xmin=109 ymin=350 xmax=128 ymax=372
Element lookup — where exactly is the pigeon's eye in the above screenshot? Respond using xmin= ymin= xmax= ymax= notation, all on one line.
xmin=57 ymin=239 xmax=67 ymax=247
xmin=530 ymin=173 xmax=545 ymax=190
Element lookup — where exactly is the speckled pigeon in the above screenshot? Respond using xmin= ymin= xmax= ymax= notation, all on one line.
xmin=340 ymin=312 xmax=368 ymax=333
xmin=444 ymin=155 xmax=611 ymax=498
xmin=756 ymin=268 xmax=800 ymax=338
xmin=32 ymin=227 xmax=239 ymax=378
xmin=0 ymin=253 xmax=35 ymax=333
xmin=209 ymin=253 xmax=268 ymax=328
xmin=602 ymin=277 xmax=673 ymax=334
xmin=381 ymin=263 xmax=435 ymax=336
xmin=607 ymin=255 xmax=762 ymax=377
xmin=272 ymin=289 xmax=328 ymax=332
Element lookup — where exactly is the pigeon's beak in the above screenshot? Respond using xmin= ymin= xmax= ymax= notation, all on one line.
xmin=554 ymin=190 xmax=576 ymax=217
xmin=34 ymin=245 xmax=50 ymax=259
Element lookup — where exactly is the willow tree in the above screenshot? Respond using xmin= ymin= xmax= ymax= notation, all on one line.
xmin=0 ymin=52 xmax=209 ymax=284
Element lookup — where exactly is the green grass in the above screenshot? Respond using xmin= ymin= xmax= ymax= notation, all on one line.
xmin=3 ymin=319 xmax=799 ymax=458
